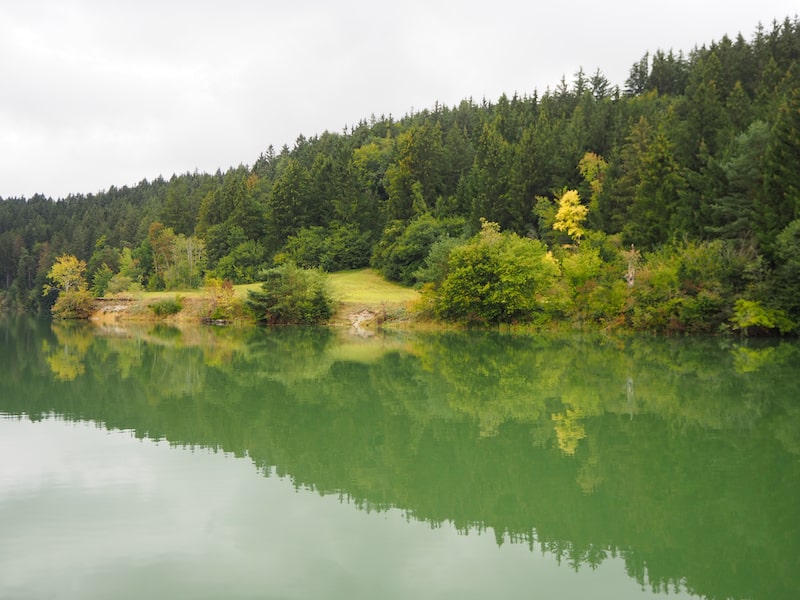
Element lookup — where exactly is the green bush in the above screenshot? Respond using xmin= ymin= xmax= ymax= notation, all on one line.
xmin=246 ymin=263 xmax=335 ymax=325
xmin=561 ymin=247 xmax=604 ymax=290
xmin=434 ymin=221 xmax=559 ymax=325
xmin=149 ymin=296 xmax=183 ymax=317
xmin=773 ymin=219 xmax=800 ymax=321
xmin=414 ymin=236 xmax=465 ymax=287
xmin=730 ymin=299 xmax=794 ymax=335
xmin=372 ymin=215 xmax=466 ymax=285
xmin=629 ymin=240 xmax=738 ymax=333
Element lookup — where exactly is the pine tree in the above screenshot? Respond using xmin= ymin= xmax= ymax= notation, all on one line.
xmin=763 ymin=86 xmax=800 ymax=245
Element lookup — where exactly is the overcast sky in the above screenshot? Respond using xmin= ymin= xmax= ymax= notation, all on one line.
xmin=1 ymin=1 xmax=796 ymax=200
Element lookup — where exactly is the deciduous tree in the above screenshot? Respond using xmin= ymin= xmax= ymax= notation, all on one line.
xmin=43 ymin=254 xmax=94 ymax=318
xmin=435 ymin=220 xmax=559 ymax=324
xmin=553 ymin=189 xmax=589 ymax=242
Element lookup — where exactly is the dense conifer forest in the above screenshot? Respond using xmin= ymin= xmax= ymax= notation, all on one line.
xmin=1 ymin=18 xmax=799 ymax=332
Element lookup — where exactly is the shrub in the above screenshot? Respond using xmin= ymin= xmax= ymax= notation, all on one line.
xmin=773 ymin=219 xmax=800 ymax=321
xmin=204 ymin=277 xmax=244 ymax=321
xmin=434 ymin=221 xmax=559 ymax=325
xmin=246 ymin=263 xmax=335 ymax=325
xmin=630 ymin=240 xmax=735 ymax=333
xmin=414 ymin=236 xmax=465 ymax=287
xmin=730 ymin=299 xmax=794 ymax=336
xmin=149 ymin=296 xmax=183 ymax=317
xmin=561 ymin=247 xmax=604 ymax=290
xmin=51 ymin=289 xmax=95 ymax=319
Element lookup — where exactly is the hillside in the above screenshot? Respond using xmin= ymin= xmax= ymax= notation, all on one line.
xmin=2 ymin=18 xmax=799 ymax=332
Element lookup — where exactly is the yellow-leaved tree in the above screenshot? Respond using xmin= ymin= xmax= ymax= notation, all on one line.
xmin=43 ymin=254 xmax=94 ymax=319
xmin=553 ymin=189 xmax=588 ymax=242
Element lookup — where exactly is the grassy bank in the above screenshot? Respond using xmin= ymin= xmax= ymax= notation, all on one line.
xmin=326 ymin=269 xmax=421 ymax=327
xmin=92 ymin=269 xmax=422 ymax=328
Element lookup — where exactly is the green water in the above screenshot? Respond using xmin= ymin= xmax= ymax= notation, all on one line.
xmin=1 ymin=317 xmax=798 ymax=599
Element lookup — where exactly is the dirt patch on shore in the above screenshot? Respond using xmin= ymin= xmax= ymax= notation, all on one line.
xmin=90 ymin=295 xmax=214 ymax=324
xmin=347 ymin=308 xmax=382 ymax=336
xmin=90 ymin=298 xmax=136 ymax=324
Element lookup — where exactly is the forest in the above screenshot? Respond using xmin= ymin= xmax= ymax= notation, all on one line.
xmin=1 ymin=18 xmax=799 ymax=333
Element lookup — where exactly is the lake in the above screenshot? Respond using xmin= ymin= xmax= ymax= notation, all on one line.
xmin=1 ymin=317 xmax=798 ymax=599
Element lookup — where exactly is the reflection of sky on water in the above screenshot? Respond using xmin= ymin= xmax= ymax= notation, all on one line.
xmin=0 ymin=416 xmax=693 ymax=600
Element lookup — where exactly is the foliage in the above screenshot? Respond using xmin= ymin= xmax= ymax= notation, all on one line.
xmin=106 ymin=273 xmax=137 ymax=295
xmin=147 ymin=222 xmax=175 ymax=290
xmin=630 ymin=244 xmax=699 ymax=332
xmin=560 ymin=247 xmax=605 ymax=297
xmin=102 ymin=249 xmax=143 ymax=295
xmin=246 ymin=262 xmax=335 ymax=325
xmin=434 ymin=220 xmax=559 ymax=324
xmin=578 ymin=151 xmax=608 ymax=211
xmin=51 ymin=288 xmax=95 ymax=319
xmin=212 ymin=239 xmax=267 ymax=284
xmin=44 ymin=254 xmax=88 ymax=296
xmin=43 ymin=254 xmax=95 ymax=319
xmin=163 ymin=235 xmax=206 ymax=289
xmin=708 ymin=121 xmax=770 ymax=241
xmin=627 ymin=239 xmax=761 ymax=333
xmin=90 ymin=263 xmax=114 ymax=297
xmin=281 ymin=223 xmax=372 ymax=272
xmin=148 ymin=296 xmax=184 ymax=317
xmin=371 ymin=215 xmax=466 ymax=286
xmin=414 ymin=236 xmax=465 ymax=286
xmin=204 ymin=277 xmax=243 ymax=321
xmin=730 ymin=299 xmax=794 ymax=335
xmin=772 ymin=218 xmax=800 ymax=322
xmin=553 ymin=189 xmax=589 ymax=242
xmin=87 ymin=237 xmax=121 ymax=283
xmin=762 ymin=86 xmax=800 ymax=242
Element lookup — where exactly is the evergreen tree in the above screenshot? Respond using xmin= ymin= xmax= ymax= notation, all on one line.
xmin=624 ymin=53 xmax=650 ymax=97
xmin=469 ymin=121 xmax=515 ymax=231
xmin=709 ymin=121 xmax=770 ymax=241
xmin=762 ymin=85 xmax=800 ymax=246
xmin=266 ymin=158 xmax=311 ymax=252
xmin=622 ymin=117 xmax=686 ymax=247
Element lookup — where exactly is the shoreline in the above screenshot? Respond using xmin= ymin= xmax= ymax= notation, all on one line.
xmin=88 ymin=294 xmax=423 ymax=333
xmin=10 ymin=287 xmax=792 ymax=339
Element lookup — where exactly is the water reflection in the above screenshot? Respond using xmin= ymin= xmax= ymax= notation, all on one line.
xmin=1 ymin=317 xmax=799 ymax=599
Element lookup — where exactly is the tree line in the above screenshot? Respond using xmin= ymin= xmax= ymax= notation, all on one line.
xmin=1 ymin=18 xmax=799 ymax=332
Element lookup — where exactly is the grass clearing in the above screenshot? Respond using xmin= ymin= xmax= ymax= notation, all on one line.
xmin=127 ymin=269 xmax=419 ymax=324
xmin=231 ymin=269 xmax=419 ymax=304
xmin=326 ymin=269 xmax=420 ymax=304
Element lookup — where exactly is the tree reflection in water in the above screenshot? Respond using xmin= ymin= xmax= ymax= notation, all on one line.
xmin=1 ymin=318 xmax=798 ymax=600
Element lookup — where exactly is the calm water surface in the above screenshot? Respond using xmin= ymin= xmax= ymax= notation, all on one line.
xmin=1 ymin=317 xmax=798 ymax=599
